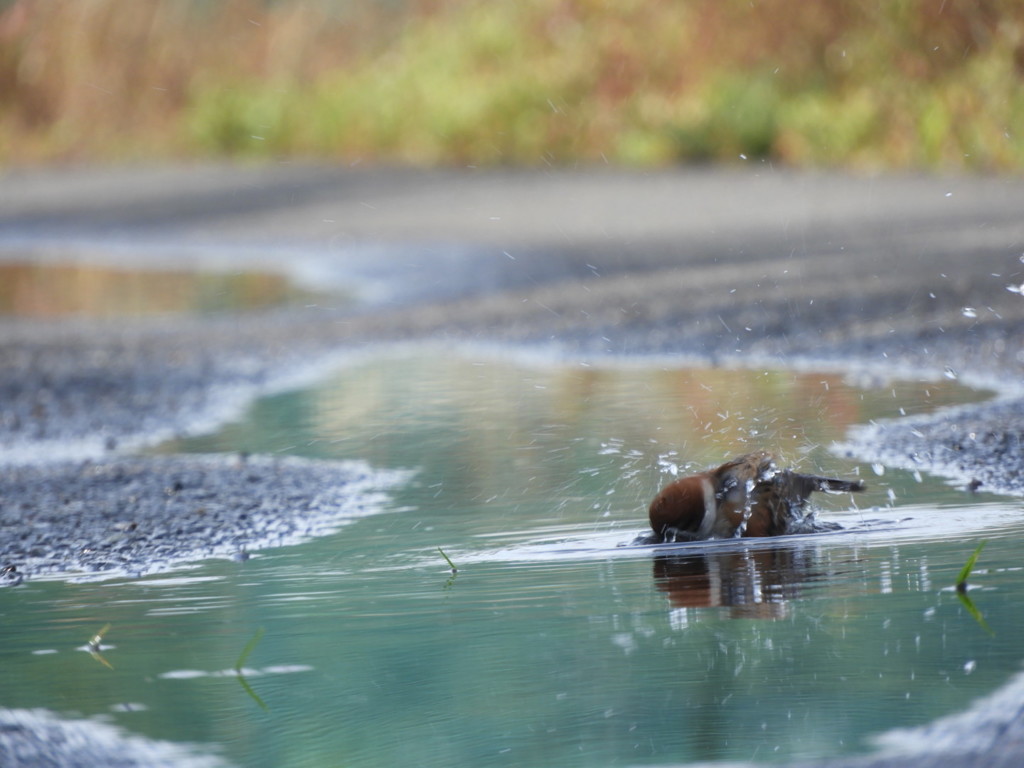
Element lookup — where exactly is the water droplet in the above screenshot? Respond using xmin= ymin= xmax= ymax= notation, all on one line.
xmin=943 ymin=366 xmax=958 ymax=380
xmin=961 ymin=307 xmax=977 ymax=318
xmin=872 ymin=463 xmax=886 ymax=476
xmin=964 ymin=660 xmax=977 ymax=674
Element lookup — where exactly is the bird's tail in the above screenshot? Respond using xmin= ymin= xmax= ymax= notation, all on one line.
xmin=805 ymin=475 xmax=865 ymax=493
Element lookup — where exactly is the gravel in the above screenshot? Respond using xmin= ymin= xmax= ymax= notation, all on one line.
xmin=836 ymin=396 xmax=1024 ymax=496
xmin=0 ymin=454 xmax=410 ymax=581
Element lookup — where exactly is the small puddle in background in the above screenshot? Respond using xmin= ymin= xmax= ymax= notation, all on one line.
xmin=2 ymin=263 xmax=1022 ymax=767
xmin=0 ymin=261 xmax=332 ymax=316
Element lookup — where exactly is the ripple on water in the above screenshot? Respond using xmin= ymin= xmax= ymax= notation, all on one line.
xmin=429 ymin=501 xmax=1023 ymax=568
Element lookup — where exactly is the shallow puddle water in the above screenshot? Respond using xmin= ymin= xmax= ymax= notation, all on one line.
xmin=3 ymin=351 xmax=1023 ymax=767
xmin=0 ymin=261 xmax=328 ymax=316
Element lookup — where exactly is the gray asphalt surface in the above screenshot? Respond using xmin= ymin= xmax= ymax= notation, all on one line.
xmin=3 ymin=165 xmax=1024 ymax=554
xmin=3 ymin=166 xmax=1024 ymax=465
xmin=2 ymin=165 xmax=1024 ymax=767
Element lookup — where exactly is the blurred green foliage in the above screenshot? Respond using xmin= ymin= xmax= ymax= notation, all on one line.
xmin=2 ymin=0 xmax=1023 ymax=169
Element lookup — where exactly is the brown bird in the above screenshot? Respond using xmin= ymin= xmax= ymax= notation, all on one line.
xmin=648 ymin=451 xmax=864 ymax=541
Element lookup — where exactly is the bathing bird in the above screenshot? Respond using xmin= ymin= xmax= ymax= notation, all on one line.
xmin=648 ymin=451 xmax=864 ymax=541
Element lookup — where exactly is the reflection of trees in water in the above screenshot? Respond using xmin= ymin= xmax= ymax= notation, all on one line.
xmin=308 ymin=356 xmax=879 ymax=510
xmin=0 ymin=263 xmax=301 ymax=317
xmin=198 ymin=353 xmax=974 ymax=542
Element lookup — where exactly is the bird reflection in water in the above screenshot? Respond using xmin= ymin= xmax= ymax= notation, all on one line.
xmin=653 ymin=546 xmax=818 ymax=621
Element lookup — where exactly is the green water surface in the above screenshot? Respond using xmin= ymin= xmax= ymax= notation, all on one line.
xmin=2 ymin=351 xmax=1022 ymax=768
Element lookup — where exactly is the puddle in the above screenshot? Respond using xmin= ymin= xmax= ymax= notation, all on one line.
xmin=2 ymin=350 xmax=1022 ymax=768
xmin=0 ymin=261 xmax=330 ymax=317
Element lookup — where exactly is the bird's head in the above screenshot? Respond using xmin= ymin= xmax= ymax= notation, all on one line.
xmin=648 ymin=474 xmax=710 ymax=537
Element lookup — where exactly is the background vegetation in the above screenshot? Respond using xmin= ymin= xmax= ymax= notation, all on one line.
xmin=2 ymin=0 xmax=1023 ymax=169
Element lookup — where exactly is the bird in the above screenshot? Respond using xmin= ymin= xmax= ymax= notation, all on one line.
xmin=648 ymin=451 xmax=864 ymax=542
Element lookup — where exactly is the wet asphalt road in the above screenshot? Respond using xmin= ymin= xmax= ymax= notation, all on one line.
xmin=3 ymin=165 xmax=1024 ymax=488
xmin=2 ymin=165 xmax=1024 ymax=767
xmin=3 ymin=164 xmax=1024 ymax=549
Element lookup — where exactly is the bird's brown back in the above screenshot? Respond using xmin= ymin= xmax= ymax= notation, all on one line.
xmin=648 ymin=452 xmax=864 ymax=541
